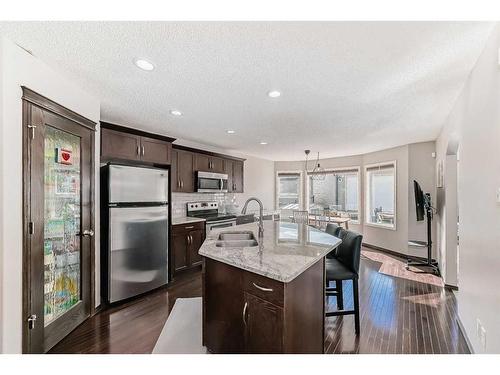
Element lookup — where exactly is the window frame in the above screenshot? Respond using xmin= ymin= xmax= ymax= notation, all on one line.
xmin=306 ymin=166 xmax=361 ymax=225
xmin=364 ymin=160 xmax=397 ymax=230
xmin=275 ymin=170 xmax=304 ymax=213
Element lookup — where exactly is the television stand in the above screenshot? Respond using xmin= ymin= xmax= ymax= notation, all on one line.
xmin=406 ymin=198 xmax=440 ymax=275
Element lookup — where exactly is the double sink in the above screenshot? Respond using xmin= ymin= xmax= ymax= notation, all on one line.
xmin=215 ymin=231 xmax=259 ymax=248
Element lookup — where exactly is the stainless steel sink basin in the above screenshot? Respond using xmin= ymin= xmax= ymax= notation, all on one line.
xmin=217 ymin=231 xmax=256 ymax=241
xmin=216 ymin=231 xmax=258 ymax=247
xmin=215 ymin=239 xmax=258 ymax=248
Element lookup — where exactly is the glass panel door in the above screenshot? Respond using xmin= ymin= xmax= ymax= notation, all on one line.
xmin=43 ymin=126 xmax=82 ymax=326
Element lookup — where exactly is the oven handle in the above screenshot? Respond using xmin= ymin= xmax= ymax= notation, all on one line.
xmin=207 ymin=218 xmax=237 ymax=228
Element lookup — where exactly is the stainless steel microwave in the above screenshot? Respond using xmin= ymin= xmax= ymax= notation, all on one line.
xmin=196 ymin=171 xmax=228 ymax=193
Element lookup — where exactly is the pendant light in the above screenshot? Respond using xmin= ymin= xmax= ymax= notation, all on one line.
xmin=304 ymin=150 xmax=326 ymax=181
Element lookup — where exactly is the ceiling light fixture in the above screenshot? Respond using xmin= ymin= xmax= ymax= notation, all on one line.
xmin=305 ymin=150 xmax=326 ymax=181
xmin=134 ymin=58 xmax=155 ymax=71
xmin=268 ymin=90 xmax=281 ymax=98
xmin=260 ymin=141 xmax=268 ymax=145
xmin=226 ymin=130 xmax=235 ymax=134
xmin=170 ymin=110 xmax=182 ymax=116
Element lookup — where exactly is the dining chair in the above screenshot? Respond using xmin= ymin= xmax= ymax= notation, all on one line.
xmin=325 ymin=228 xmax=363 ymax=334
xmin=292 ymin=210 xmax=309 ymax=224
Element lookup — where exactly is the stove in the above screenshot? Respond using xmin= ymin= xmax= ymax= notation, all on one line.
xmin=187 ymin=201 xmax=237 ymax=231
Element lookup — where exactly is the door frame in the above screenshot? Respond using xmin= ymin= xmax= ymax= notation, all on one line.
xmin=21 ymin=87 xmax=96 ymax=353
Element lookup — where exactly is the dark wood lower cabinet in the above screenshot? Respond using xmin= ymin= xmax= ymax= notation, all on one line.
xmin=244 ymin=292 xmax=283 ymax=353
xmin=203 ymin=257 xmax=325 ymax=354
xmin=188 ymin=229 xmax=204 ymax=266
xmin=171 ymin=222 xmax=205 ymax=279
xmin=172 ymin=233 xmax=189 ymax=273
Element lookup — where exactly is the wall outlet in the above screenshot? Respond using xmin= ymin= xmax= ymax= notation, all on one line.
xmin=476 ymin=319 xmax=487 ymax=349
xmin=496 ymin=188 xmax=500 ymax=204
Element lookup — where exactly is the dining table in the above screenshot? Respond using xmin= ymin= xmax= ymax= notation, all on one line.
xmin=289 ymin=211 xmax=351 ymax=229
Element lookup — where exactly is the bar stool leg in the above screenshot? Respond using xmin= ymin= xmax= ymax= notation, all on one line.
xmin=353 ymin=278 xmax=360 ymax=335
xmin=336 ymin=280 xmax=344 ymax=310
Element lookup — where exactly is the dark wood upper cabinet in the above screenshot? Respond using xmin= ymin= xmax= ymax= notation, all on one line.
xmin=224 ymin=159 xmax=234 ymax=192
xmin=232 ymin=160 xmax=244 ymax=193
xmin=171 ymin=148 xmax=195 ymax=193
xmin=101 ymin=128 xmax=141 ymax=161
xmin=195 ymin=153 xmax=210 ymax=171
xmin=211 ymin=157 xmax=225 ymax=173
xmin=177 ymin=150 xmax=195 ymax=192
xmin=195 ymin=153 xmax=225 ymax=173
xmin=140 ymin=135 xmax=172 ymax=164
xmin=100 ymin=122 xmax=175 ymax=165
xmin=171 ymin=149 xmax=178 ymax=190
xmin=225 ymin=159 xmax=244 ymax=193
xmin=100 ymin=124 xmax=245 ymax=194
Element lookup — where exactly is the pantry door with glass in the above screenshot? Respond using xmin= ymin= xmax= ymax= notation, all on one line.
xmin=22 ymin=88 xmax=95 ymax=353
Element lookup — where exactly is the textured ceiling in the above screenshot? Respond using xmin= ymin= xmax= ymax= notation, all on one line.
xmin=0 ymin=22 xmax=494 ymax=161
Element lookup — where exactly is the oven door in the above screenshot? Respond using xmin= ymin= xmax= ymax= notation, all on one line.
xmin=197 ymin=171 xmax=228 ymax=193
xmin=206 ymin=218 xmax=237 ymax=233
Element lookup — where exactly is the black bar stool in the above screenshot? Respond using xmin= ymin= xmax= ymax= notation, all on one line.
xmin=324 ymin=227 xmax=363 ymax=335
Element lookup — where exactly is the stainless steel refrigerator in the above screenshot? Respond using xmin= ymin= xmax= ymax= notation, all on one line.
xmin=101 ymin=164 xmax=169 ymax=303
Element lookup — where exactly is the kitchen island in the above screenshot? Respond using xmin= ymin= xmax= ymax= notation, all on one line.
xmin=199 ymin=221 xmax=342 ymax=354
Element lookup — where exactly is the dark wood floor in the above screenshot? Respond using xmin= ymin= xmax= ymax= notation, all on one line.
xmin=50 ymin=248 xmax=469 ymax=354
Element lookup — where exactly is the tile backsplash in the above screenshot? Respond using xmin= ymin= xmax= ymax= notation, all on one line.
xmin=171 ymin=192 xmax=240 ymax=218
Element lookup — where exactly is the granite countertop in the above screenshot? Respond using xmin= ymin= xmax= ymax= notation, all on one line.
xmin=199 ymin=221 xmax=342 ymax=283
xmin=172 ymin=217 xmax=206 ymax=225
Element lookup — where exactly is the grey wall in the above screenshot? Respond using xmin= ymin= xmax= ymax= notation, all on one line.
xmin=435 ymin=24 xmax=500 ymax=353
xmin=407 ymin=142 xmax=437 ymax=257
xmin=275 ymin=141 xmax=436 ymax=255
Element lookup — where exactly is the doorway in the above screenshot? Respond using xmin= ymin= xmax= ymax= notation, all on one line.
xmin=444 ymin=138 xmax=460 ymax=288
xmin=22 ymin=87 xmax=96 ymax=353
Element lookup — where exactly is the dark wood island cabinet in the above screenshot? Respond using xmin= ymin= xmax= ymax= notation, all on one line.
xmin=200 ymin=221 xmax=342 ymax=354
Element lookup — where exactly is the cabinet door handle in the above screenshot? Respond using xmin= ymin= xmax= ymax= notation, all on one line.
xmin=185 ymin=226 xmax=194 ymax=229
xmin=141 ymin=145 xmax=145 ymax=156
xmin=242 ymin=302 xmax=248 ymax=326
xmin=136 ymin=145 xmax=140 ymax=156
xmin=181 ymin=180 xmax=184 ymax=188
xmin=187 ymin=234 xmax=191 ymax=245
xmin=252 ymin=282 xmax=273 ymax=292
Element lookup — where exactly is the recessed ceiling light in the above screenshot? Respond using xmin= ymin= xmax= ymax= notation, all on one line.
xmin=226 ymin=130 xmax=235 ymax=134
xmin=268 ymin=90 xmax=281 ymax=98
xmin=170 ymin=110 xmax=182 ymax=116
xmin=134 ymin=58 xmax=155 ymax=71
xmin=260 ymin=141 xmax=268 ymax=145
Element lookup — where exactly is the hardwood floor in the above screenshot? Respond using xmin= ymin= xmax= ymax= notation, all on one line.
xmin=325 ymin=249 xmax=469 ymax=354
xmin=49 ymin=268 xmax=202 ymax=354
xmin=50 ymin=249 xmax=469 ymax=354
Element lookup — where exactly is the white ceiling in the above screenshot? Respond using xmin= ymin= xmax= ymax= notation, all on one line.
xmin=0 ymin=22 xmax=494 ymax=161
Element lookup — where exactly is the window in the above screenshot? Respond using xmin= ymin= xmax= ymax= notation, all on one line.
xmin=308 ymin=168 xmax=360 ymax=222
xmin=365 ymin=162 xmax=396 ymax=229
xmin=276 ymin=172 xmax=302 ymax=218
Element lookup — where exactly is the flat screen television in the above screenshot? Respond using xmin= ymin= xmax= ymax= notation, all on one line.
xmin=414 ymin=180 xmax=425 ymax=221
